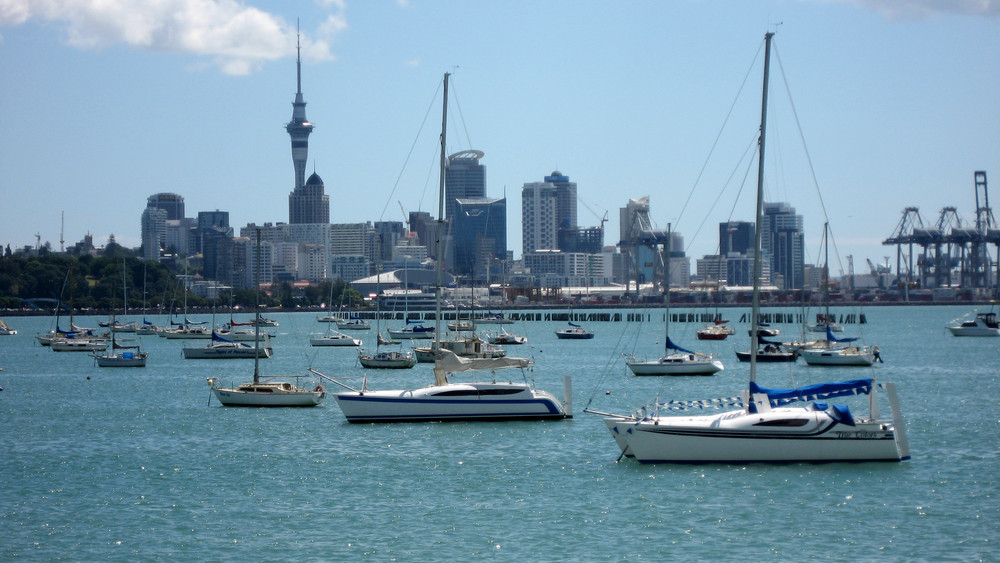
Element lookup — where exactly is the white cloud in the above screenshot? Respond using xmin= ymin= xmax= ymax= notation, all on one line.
xmin=831 ymin=0 xmax=999 ymax=19
xmin=0 ymin=0 xmax=343 ymax=75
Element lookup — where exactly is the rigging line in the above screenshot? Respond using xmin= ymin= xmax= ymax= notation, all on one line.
xmin=449 ymin=79 xmax=474 ymax=151
xmin=378 ymin=79 xmax=444 ymax=221
xmin=773 ymin=42 xmax=830 ymax=225
xmin=674 ymin=38 xmax=766 ymax=232
xmin=682 ymin=131 xmax=758 ymax=255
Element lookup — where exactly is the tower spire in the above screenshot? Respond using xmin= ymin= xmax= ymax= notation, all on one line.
xmin=296 ymin=20 xmax=302 ymax=95
xmin=286 ymin=19 xmax=313 ymax=193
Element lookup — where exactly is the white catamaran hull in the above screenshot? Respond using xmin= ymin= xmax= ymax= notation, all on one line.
xmin=334 ymin=383 xmax=568 ymax=423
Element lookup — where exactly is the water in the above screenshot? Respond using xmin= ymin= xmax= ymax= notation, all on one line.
xmin=1 ymin=306 xmax=997 ymax=560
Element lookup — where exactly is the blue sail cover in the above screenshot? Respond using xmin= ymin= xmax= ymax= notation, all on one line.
xmin=211 ymin=331 xmax=237 ymax=343
xmin=665 ymin=336 xmax=695 ymax=355
xmin=749 ymin=378 xmax=873 ymax=407
xmin=568 ymin=322 xmax=581 ymax=328
xmin=826 ymin=325 xmax=858 ymax=343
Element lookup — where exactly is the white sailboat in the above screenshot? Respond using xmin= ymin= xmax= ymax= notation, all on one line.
xmin=315 ymin=72 xmax=571 ymax=423
xmin=93 ymin=330 xmax=148 ymax=367
xmin=589 ymin=33 xmax=908 ymax=463
xmin=625 ymin=225 xmax=723 ymax=376
xmin=209 ymin=230 xmax=323 ymax=407
xmin=358 ymin=266 xmax=416 ymax=368
xmin=807 ymin=223 xmax=844 ymax=333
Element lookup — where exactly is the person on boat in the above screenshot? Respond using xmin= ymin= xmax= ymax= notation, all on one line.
xmin=873 ymin=346 xmax=883 ymax=363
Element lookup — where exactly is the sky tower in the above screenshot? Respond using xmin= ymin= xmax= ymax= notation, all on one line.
xmin=285 ymin=30 xmax=313 ymax=191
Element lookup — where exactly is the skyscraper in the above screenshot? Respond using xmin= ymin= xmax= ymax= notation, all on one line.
xmin=453 ymin=197 xmax=506 ymax=278
xmin=289 ymin=172 xmax=330 ymax=224
xmin=719 ymin=221 xmax=754 ymax=256
xmin=146 ymin=193 xmax=184 ymax=220
xmin=521 ymin=171 xmax=578 ymax=257
xmin=445 ymin=150 xmax=486 ymax=222
xmin=761 ymin=202 xmax=804 ymax=289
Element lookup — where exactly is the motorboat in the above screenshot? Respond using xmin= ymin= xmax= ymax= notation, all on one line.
xmin=946 ymin=311 xmax=1000 ymax=337
xmin=357 ymin=349 xmax=417 ymax=369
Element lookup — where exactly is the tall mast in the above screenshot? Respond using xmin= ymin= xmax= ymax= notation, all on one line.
xmin=253 ymin=228 xmax=262 ymax=383
xmin=749 ymin=31 xmax=773 ymax=385
xmin=433 ymin=73 xmax=450 ymax=355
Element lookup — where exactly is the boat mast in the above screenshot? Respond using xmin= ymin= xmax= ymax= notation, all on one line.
xmin=253 ymin=228 xmax=262 ymax=384
xmin=664 ymin=223 xmax=671 ymax=352
xmin=749 ymin=32 xmax=773 ymax=385
xmin=433 ymin=72 xmax=449 ymax=358
xmin=822 ymin=221 xmax=830 ymax=322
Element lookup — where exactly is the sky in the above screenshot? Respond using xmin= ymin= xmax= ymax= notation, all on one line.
xmin=1 ymin=0 xmax=998 ymax=278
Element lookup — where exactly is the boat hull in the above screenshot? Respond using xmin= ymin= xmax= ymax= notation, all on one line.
xmin=735 ymin=350 xmax=796 ymax=362
xmin=627 ymin=355 xmax=724 ymax=376
xmin=799 ymin=348 xmax=874 ymax=366
xmin=212 ymin=385 xmax=323 ymax=407
xmin=604 ymin=408 xmax=907 ymax=463
xmin=333 ymin=383 xmax=568 ymax=423
xmin=94 ymin=353 xmax=148 ymax=367
xmin=183 ymin=346 xmax=271 ymax=359
xmin=947 ymin=326 xmax=1000 ymax=337
xmin=555 ymin=330 xmax=593 ymax=339
xmin=310 ymin=335 xmax=361 ymax=346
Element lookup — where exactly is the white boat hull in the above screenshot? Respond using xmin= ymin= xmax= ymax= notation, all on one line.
xmin=605 ymin=407 xmax=906 ymax=463
xmin=799 ymin=347 xmax=874 ymax=366
xmin=626 ymin=353 xmax=724 ymax=376
xmin=333 ymin=383 xmax=568 ymax=423
xmin=310 ymin=335 xmax=361 ymax=346
xmin=212 ymin=383 xmax=323 ymax=407
xmin=947 ymin=326 xmax=1000 ymax=337
xmin=183 ymin=344 xmax=271 ymax=359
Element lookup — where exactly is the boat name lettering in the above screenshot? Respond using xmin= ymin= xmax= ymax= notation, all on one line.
xmin=836 ymin=431 xmax=880 ymax=439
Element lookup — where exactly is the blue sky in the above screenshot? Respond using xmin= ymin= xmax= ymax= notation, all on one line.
xmin=1 ymin=0 xmax=997 ymax=277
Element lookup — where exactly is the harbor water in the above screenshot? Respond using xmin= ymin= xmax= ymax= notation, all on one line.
xmin=1 ymin=305 xmax=997 ymax=560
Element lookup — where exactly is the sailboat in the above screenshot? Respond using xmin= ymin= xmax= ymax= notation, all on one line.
xmin=358 ymin=266 xmax=416 ymax=368
xmin=315 ymin=72 xmax=571 ymax=423
xmin=209 ymin=230 xmax=323 ymax=407
xmin=625 ymin=227 xmax=723 ymax=376
xmin=807 ymin=222 xmax=845 ymax=332
xmin=93 ymin=330 xmax=148 ymax=367
xmin=589 ymin=33 xmax=908 ymax=463
xmin=0 ymin=319 xmax=16 ymax=336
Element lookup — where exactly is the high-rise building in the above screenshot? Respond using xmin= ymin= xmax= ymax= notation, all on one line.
xmin=140 ymin=206 xmax=168 ymax=261
xmin=761 ymin=202 xmax=804 ymax=289
xmin=147 ymin=193 xmax=184 ymax=220
xmin=545 ymin=171 xmax=577 ymax=235
xmin=289 ymin=172 xmax=330 ymax=224
xmin=445 ymin=150 xmax=486 ymax=222
xmin=719 ymin=221 xmax=754 ymax=256
xmin=521 ymin=171 xmax=577 ymax=252
xmin=453 ymin=197 xmax=506 ymax=278
xmin=521 ymin=181 xmax=557 ymax=255
xmin=285 ymin=33 xmax=314 ymax=193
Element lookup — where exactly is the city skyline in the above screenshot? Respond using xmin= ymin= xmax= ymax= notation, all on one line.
xmin=1 ymin=1 xmax=997 ymax=277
